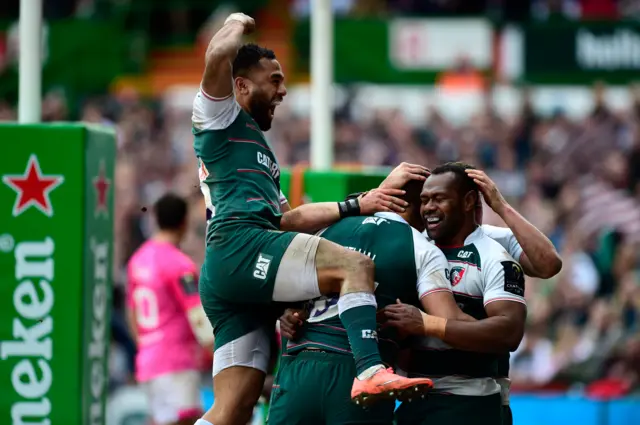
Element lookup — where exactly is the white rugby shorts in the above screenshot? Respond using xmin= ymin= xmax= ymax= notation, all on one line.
xmin=142 ymin=370 xmax=202 ymax=425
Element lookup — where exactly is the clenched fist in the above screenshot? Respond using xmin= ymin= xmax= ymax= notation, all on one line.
xmin=224 ymin=13 xmax=255 ymax=34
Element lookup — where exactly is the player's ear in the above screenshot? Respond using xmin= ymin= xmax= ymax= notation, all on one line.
xmin=234 ymin=76 xmax=250 ymax=96
xmin=463 ymin=190 xmax=477 ymax=213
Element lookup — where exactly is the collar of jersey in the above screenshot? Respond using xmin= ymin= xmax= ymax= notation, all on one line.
xmin=374 ymin=212 xmax=408 ymax=225
xmin=463 ymin=225 xmax=485 ymax=245
xmin=423 ymin=225 xmax=485 ymax=246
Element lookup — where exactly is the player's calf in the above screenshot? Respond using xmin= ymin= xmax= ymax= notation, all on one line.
xmin=316 ymin=243 xmax=434 ymax=404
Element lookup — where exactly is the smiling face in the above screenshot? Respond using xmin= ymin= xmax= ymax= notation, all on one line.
xmin=420 ymin=172 xmax=476 ymax=244
xmin=236 ymin=58 xmax=286 ymax=131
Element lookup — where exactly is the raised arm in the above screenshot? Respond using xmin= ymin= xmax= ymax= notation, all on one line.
xmin=201 ymin=13 xmax=254 ymax=98
xmin=467 ymin=169 xmax=562 ymax=279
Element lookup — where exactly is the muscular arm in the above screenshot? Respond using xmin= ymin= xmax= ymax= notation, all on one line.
xmin=201 ymin=20 xmax=246 ymax=98
xmin=421 ymin=292 xmax=475 ymax=321
xmin=440 ymin=300 xmax=526 ymax=353
xmin=383 ymin=300 xmax=524 ymax=353
xmin=498 ymin=204 xmax=562 ymax=279
xmin=468 ymin=169 xmax=562 ymax=279
xmin=279 ymin=188 xmax=407 ymax=233
xmin=126 ymin=307 xmax=139 ymax=346
xmin=280 ymin=202 xmax=341 ymax=233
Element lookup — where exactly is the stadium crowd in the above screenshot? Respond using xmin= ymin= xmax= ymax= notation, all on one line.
xmin=2 ymin=80 xmax=638 ymax=399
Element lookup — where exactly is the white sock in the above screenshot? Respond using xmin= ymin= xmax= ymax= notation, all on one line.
xmin=337 ymin=292 xmax=377 ymax=316
xmin=357 ymin=364 xmax=385 ymax=380
xmin=195 ymin=419 xmax=214 ymax=425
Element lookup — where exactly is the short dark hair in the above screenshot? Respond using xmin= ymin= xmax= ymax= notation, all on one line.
xmin=431 ymin=162 xmax=478 ymax=195
xmin=153 ymin=193 xmax=188 ymax=230
xmin=232 ymin=43 xmax=276 ymax=77
xmin=401 ymin=179 xmax=424 ymax=207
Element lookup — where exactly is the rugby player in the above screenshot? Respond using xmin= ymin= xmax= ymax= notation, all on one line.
xmin=384 ymin=162 xmax=528 ymax=425
xmin=193 ymin=13 xmax=432 ymax=425
xmin=465 ymin=168 xmax=562 ymax=425
xmin=277 ymin=167 xmax=562 ymax=425
xmin=269 ymin=179 xmax=472 ymax=425
xmin=126 ymin=194 xmax=212 ymax=425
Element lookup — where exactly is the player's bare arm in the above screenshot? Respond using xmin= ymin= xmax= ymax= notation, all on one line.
xmin=438 ymin=300 xmax=526 ymax=353
xmin=280 ymin=188 xmax=408 ymax=233
xmin=201 ymin=13 xmax=255 ymax=98
xmin=186 ymin=305 xmax=215 ymax=352
xmin=383 ymin=300 xmax=525 ymax=353
xmin=467 ymin=168 xmax=562 ymax=278
xmin=420 ymin=292 xmax=475 ymax=322
xmin=279 ymin=163 xmax=428 ymax=233
xmin=125 ymin=306 xmax=139 ymax=346
xmin=380 ymin=297 xmax=475 ymax=340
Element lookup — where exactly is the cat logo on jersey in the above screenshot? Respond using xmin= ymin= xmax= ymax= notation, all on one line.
xmin=448 ymin=266 xmax=466 ymax=286
xmin=457 ymin=250 xmax=473 ymax=259
xmin=253 ymin=253 xmax=273 ymax=280
xmin=198 ymin=158 xmax=209 ymax=182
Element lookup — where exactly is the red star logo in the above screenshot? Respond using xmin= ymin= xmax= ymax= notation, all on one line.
xmin=93 ymin=160 xmax=111 ymax=218
xmin=2 ymin=154 xmax=64 ymax=218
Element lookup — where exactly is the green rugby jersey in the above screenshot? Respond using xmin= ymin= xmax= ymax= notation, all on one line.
xmin=285 ymin=212 xmax=450 ymax=366
xmin=192 ymin=90 xmax=286 ymax=242
xmin=412 ymin=226 xmax=526 ymax=397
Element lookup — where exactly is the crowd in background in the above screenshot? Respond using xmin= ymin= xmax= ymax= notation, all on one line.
xmin=2 ymin=79 xmax=638 ymax=397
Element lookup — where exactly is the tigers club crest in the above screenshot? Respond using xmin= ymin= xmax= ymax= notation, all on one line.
xmin=449 ymin=266 xmax=466 ymax=286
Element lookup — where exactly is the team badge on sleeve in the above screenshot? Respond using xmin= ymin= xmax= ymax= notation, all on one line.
xmin=179 ymin=273 xmax=198 ymax=295
xmin=501 ymin=261 xmax=525 ymax=296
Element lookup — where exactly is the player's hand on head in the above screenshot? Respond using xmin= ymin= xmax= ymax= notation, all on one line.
xmin=465 ymin=169 xmax=507 ymax=216
xmin=379 ymin=162 xmax=431 ymax=190
xmin=379 ymin=300 xmax=425 ymax=338
xmin=279 ymin=309 xmax=305 ymax=340
xmin=224 ymin=12 xmax=255 ymax=34
xmin=359 ymin=188 xmax=408 ymax=214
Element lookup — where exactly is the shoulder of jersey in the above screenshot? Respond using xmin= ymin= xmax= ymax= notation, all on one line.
xmin=410 ymin=227 xmax=440 ymax=254
xmin=475 ymin=230 xmax=516 ymax=263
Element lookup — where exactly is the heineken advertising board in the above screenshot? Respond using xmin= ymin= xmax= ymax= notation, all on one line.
xmin=524 ymin=21 xmax=640 ymax=84
xmin=0 ymin=124 xmax=115 ymax=425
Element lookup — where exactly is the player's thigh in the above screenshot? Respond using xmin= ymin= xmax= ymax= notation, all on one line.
xmin=202 ymin=226 xmax=298 ymax=303
xmin=272 ymin=234 xmax=375 ymax=301
xmin=324 ymin=355 xmax=395 ymax=425
xmin=267 ymin=354 xmax=324 ymax=425
xmin=143 ymin=371 xmax=202 ymax=425
xmin=270 ymin=232 xmax=326 ymax=302
xmin=314 ymin=237 xmax=375 ymax=294
xmin=212 ymin=365 xmax=266 ymax=414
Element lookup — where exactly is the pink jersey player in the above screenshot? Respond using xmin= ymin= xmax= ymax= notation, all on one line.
xmin=127 ymin=239 xmax=202 ymax=380
xmin=126 ymin=194 xmax=213 ymax=425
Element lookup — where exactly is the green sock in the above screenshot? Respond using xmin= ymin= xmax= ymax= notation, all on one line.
xmin=338 ymin=294 xmax=383 ymax=377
